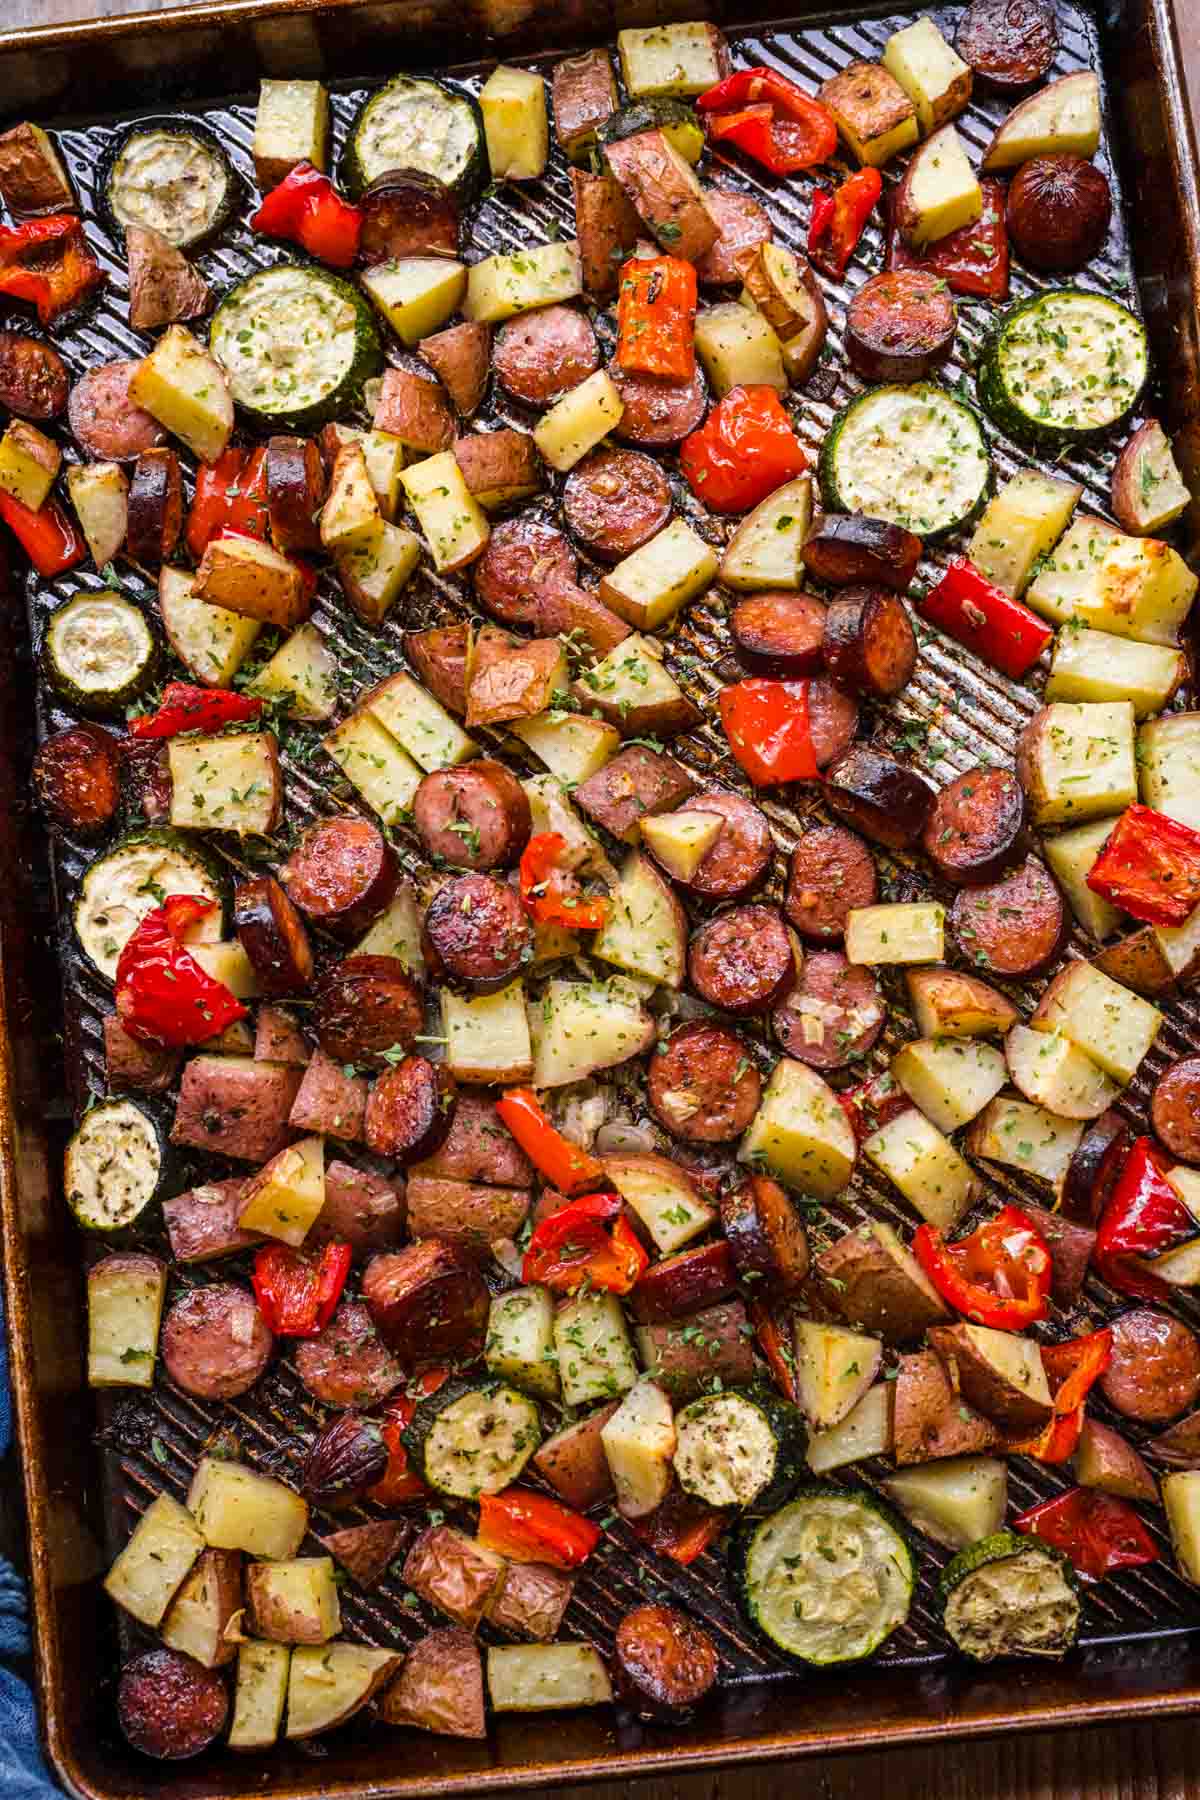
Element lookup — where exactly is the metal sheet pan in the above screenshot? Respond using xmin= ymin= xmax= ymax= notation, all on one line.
xmin=2 ymin=1 xmax=1200 ymax=1795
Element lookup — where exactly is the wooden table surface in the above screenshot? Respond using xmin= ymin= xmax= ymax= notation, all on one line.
xmin=7 ymin=0 xmax=1200 ymax=1794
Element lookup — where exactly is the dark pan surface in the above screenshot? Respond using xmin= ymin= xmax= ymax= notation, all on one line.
xmin=12 ymin=0 xmax=1200 ymax=1790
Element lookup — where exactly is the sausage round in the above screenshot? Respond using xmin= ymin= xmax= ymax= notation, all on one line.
xmin=802 ymin=514 xmax=922 ymax=593
xmin=950 ymin=856 xmax=1066 ymax=978
xmin=647 ymin=1021 xmax=762 ymax=1143
xmin=613 ymin=366 xmax=708 ymax=446
xmin=117 ymin=1648 xmax=228 ymax=1761
xmin=423 ymin=872 xmax=533 ymax=992
xmin=614 ymin=1604 xmax=719 ymax=1719
xmin=562 ymin=448 xmax=673 ymax=562
xmin=1152 ymin=1057 xmax=1200 ymax=1163
xmin=413 ymin=759 xmax=532 ymax=871
xmin=1062 ymin=1109 xmax=1131 ymax=1226
xmin=730 ymin=591 xmax=826 ymax=676
xmin=309 ymin=1161 xmax=406 ymax=1253
xmin=362 ymin=1239 xmax=490 ymax=1365
xmin=121 ymin=737 xmax=173 ymax=823
xmin=785 ymin=825 xmax=878 ymax=941
xmin=845 ymin=270 xmax=957 ymax=382
xmin=629 ymin=1241 xmax=737 ymax=1323
xmin=314 ymin=955 xmax=425 ymax=1068
xmin=821 ymin=588 xmax=917 ymax=699
xmin=687 ymin=905 xmax=797 ymax=1015
xmin=720 ymin=1173 xmax=810 ymax=1294
xmin=824 ymin=745 xmax=937 ymax=850
xmin=234 ymin=874 xmax=314 ymax=996
xmin=922 ymin=766 xmax=1026 ymax=887
xmin=772 ymin=948 xmax=885 ymax=1070
xmin=474 ymin=517 xmax=577 ymax=625
xmin=494 ymin=304 xmax=599 ymax=406
xmin=807 ymin=677 xmax=860 ymax=768
xmin=68 ymin=360 xmax=167 ymax=461
xmin=1100 ymin=1309 xmax=1200 ymax=1424
xmin=126 ymin=447 xmax=184 ymax=565
xmin=683 ymin=791 xmax=774 ymax=899
xmin=295 ymin=1299 xmax=404 ymax=1408
xmin=358 ymin=170 xmax=459 ymax=262
xmin=32 ymin=723 xmax=120 ymax=836
xmin=365 ymin=1055 xmax=458 ymax=1164
xmin=694 ymin=188 xmax=772 ymax=286
xmin=282 ymin=816 xmax=399 ymax=941
xmin=955 ymin=0 xmax=1059 ymax=89
xmin=0 ymin=331 xmax=68 ymax=419
xmin=161 ymin=1283 xmax=274 ymax=1401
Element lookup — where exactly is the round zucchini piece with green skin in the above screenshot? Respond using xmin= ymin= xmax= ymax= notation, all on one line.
xmin=65 ymin=1098 xmax=166 ymax=1232
xmin=342 ymin=75 xmax=486 ymax=203
xmin=99 ymin=116 xmax=239 ymax=249
xmin=209 ymin=264 xmax=383 ymax=432
xmin=977 ymin=289 xmax=1148 ymax=448
xmin=401 ymin=1377 xmax=542 ymax=1500
xmin=74 ymin=828 xmax=228 ymax=983
xmin=939 ymin=1529 xmax=1081 ymax=1662
xmin=738 ymin=1486 xmax=914 ymax=1664
xmin=42 ymin=591 xmax=160 ymax=719
xmin=598 ymin=99 xmax=704 ymax=164
xmin=819 ymin=381 xmax=991 ymax=540
xmin=674 ymin=1388 xmax=805 ymax=1511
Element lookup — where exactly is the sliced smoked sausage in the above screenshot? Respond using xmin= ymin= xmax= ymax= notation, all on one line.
xmin=956 ymin=0 xmax=1058 ymax=89
xmin=365 ymin=1056 xmax=458 ymax=1164
xmin=802 ymin=513 xmax=922 ymax=593
xmin=629 ymin=1241 xmax=737 ymax=1324
xmin=32 ymin=723 xmax=120 ymax=836
xmin=647 ymin=1021 xmax=762 ymax=1143
xmin=950 ymin=855 xmax=1066 ymax=978
xmin=845 ymin=270 xmax=957 ymax=382
xmin=807 ymin=677 xmax=860 ymax=768
xmin=68 ymin=360 xmax=167 ymax=461
xmin=1152 ymin=1057 xmax=1200 ymax=1163
xmin=295 ymin=1299 xmax=404 ymax=1407
xmin=562 ymin=447 xmax=673 ymax=561
xmin=413 ymin=759 xmax=532 ymax=870
xmin=0 ymin=331 xmax=68 ymax=419
xmin=282 ymin=815 xmax=399 ymax=941
xmin=785 ymin=825 xmax=878 ymax=941
xmin=684 ymin=791 xmax=774 ymax=899
xmin=494 ymin=305 xmax=599 ymax=405
xmin=720 ymin=1173 xmax=810 ymax=1293
xmin=1099 ymin=1309 xmax=1200 ymax=1424
xmin=314 ymin=955 xmax=425 ymax=1068
xmin=614 ymin=366 xmax=708 ymax=446
xmin=362 ymin=1239 xmax=490 ymax=1365
xmin=824 ymin=745 xmax=937 ymax=850
xmin=693 ymin=188 xmax=772 ymax=286
xmin=423 ymin=872 xmax=533 ymax=992
xmin=922 ymin=766 xmax=1026 ymax=886
xmin=614 ymin=1604 xmax=719 ymax=1719
xmin=474 ymin=517 xmax=577 ymax=625
xmin=687 ymin=904 xmax=797 ymax=1015
xmin=161 ymin=1283 xmax=274 ymax=1400
xmin=821 ymin=588 xmax=917 ymax=699
xmin=117 ymin=1648 xmax=228 ymax=1761
xmin=234 ymin=874 xmax=314 ymax=995
xmin=730 ymin=591 xmax=826 ymax=676
xmin=772 ymin=949 xmax=885 ymax=1070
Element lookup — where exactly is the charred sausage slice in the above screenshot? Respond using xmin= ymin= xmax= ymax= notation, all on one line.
xmin=614 ymin=1604 xmax=719 ymax=1719
xmin=32 ymin=723 xmax=120 ymax=836
xmin=684 ymin=791 xmax=774 ymax=899
xmin=1100 ymin=1309 xmax=1200 ymax=1424
xmin=613 ymin=366 xmax=708 ymax=446
xmin=161 ymin=1283 xmax=273 ymax=1400
xmin=117 ymin=1648 xmax=228 ymax=1761
xmin=265 ymin=434 xmax=326 ymax=554
xmin=358 ymin=169 xmax=459 ymax=262
xmin=802 ymin=513 xmax=922 ymax=593
xmin=68 ymin=360 xmax=166 ymax=461
xmin=922 ymin=766 xmax=1025 ymax=886
xmin=807 ymin=677 xmax=860 ymax=768
xmin=1062 ymin=1109 xmax=1130 ymax=1226
xmin=629 ymin=1241 xmax=737 ymax=1323
xmin=824 ymin=746 xmax=937 ymax=850
xmin=283 ymin=816 xmax=399 ymax=941
xmin=126 ymin=447 xmax=183 ymax=565
xmin=412 ymin=760 xmax=532 ymax=870
xmin=950 ymin=855 xmax=1066 ymax=978
xmin=0 ymin=330 xmax=68 ymax=419
xmin=647 ymin=1020 xmax=762 ymax=1143
xmin=720 ymin=1173 xmax=810 ymax=1293
xmin=422 ymin=873 xmax=532 ymax=991
xmin=693 ymin=188 xmax=772 ymax=286
xmin=955 ymin=0 xmax=1059 ymax=89
xmin=687 ymin=904 xmax=798 ymax=1015
xmin=362 ymin=1239 xmax=489 ymax=1365
xmin=772 ymin=949 xmax=885 ymax=1070
xmin=234 ymin=874 xmax=314 ymax=996
xmin=494 ymin=305 xmax=599 ymax=406
xmin=295 ymin=1298 xmax=404 ymax=1407
xmin=1152 ymin=1057 xmax=1200 ymax=1163
xmin=730 ymin=591 xmax=826 ymax=676
xmin=309 ymin=1162 xmax=406 ymax=1253
xmin=314 ymin=955 xmax=425 ymax=1068
xmin=845 ymin=270 xmax=957 ymax=382
xmin=785 ymin=825 xmax=878 ymax=941
xmin=562 ymin=447 xmax=673 ymax=561
xmin=474 ymin=517 xmax=578 ymax=626
xmin=365 ymin=1056 xmax=458 ymax=1165
xmin=821 ymin=588 xmax=917 ymax=699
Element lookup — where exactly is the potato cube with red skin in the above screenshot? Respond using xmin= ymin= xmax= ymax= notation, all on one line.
xmin=163 ymin=1177 xmax=260 ymax=1263
xmin=412 ymin=1092 xmax=533 ymax=1187
xmin=104 ymin=1013 xmax=181 ymax=1094
xmin=255 ymin=1004 xmax=309 ymax=1067
xmin=893 ymin=1350 xmax=1001 ymax=1465
xmin=403 ymin=1525 xmax=506 ymax=1630
xmin=532 ymin=1403 xmax=620 ymax=1509
xmin=373 ymin=368 xmax=455 ymax=456
xmin=171 ymin=1056 xmax=302 ymax=1163
xmin=405 ymin=1175 xmax=530 ymax=1255
xmin=377 ymin=1627 xmax=486 ymax=1738
xmin=485 ymin=1561 xmax=574 ymax=1640
xmin=289 ymin=1046 xmax=367 ymax=1141
xmin=308 ymin=1161 xmax=406 ymax=1253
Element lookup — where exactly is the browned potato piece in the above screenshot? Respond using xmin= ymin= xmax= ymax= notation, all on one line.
xmin=1092 ymin=929 xmax=1186 ymax=997
xmin=532 ymin=1403 xmax=619 ymax=1509
xmin=377 ymin=1627 xmax=486 ymax=1739
xmin=893 ymin=1349 xmax=1001 ymax=1464
xmin=160 ymin=1549 xmax=243 ymax=1669
xmin=466 ymin=626 xmax=566 ymax=728
xmin=816 ymin=1219 xmax=950 ymax=1344
xmin=1111 ymin=419 xmax=1191 ymax=536
xmin=403 ymin=1525 xmax=505 ymax=1629
xmin=1073 ymin=1418 xmax=1159 ymax=1503
xmin=817 ymin=60 xmax=919 ymax=167
xmin=485 ymin=1561 xmax=574 ymax=1641
xmin=905 ymin=965 xmax=1019 ymax=1037
xmin=195 ymin=532 xmax=310 ymax=628
xmin=319 ymin=1520 xmax=408 ymax=1590
xmin=603 ymin=130 xmax=718 ymax=262
xmin=928 ymin=1322 xmax=1053 ymax=1433
xmin=0 ymin=122 xmax=74 ymax=213
xmin=453 ymin=430 xmax=542 ymax=511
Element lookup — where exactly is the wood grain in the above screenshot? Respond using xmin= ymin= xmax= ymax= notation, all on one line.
xmin=7 ymin=0 xmax=1200 ymax=1793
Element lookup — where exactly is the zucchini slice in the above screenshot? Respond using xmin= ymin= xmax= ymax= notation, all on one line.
xmin=739 ymin=1487 xmax=914 ymax=1664
xmin=210 ymin=265 xmax=383 ymax=432
xmin=101 ymin=117 xmax=238 ymax=249
xmin=819 ymin=382 xmax=990 ymax=539
xmin=939 ymin=1530 xmax=1081 ymax=1662
xmin=74 ymin=827 xmax=227 ymax=982
xmin=402 ymin=1377 xmax=542 ymax=1500
xmin=42 ymin=590 xmax=159 ymax=718
xmin=65 ymin=1099 xmax=165 ymax=1233
xmin=674 ymin=1389 xmax=804 ymax=1511
xmin=598 ymin=99 xmax=704 ymax=165
xmin=342 ymin=76 xmax=486 ymax=202
xmin=978 ymin=290 xmax=1148 ymax=447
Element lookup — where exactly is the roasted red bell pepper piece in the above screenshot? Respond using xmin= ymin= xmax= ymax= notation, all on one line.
xmin=477 ymin=1489 xmax=602 ymax=1570
xmin=628 ymin=1485 xmax=727 ymax=1564
xmin=680 ymin=383 xmax=807 ymax=513
xmin=115 ymin=894 xmax=249 ymax=1047
xmin=367 ymin=1368 xmax=448 ymax=1505
xmin=185 ymin=445 xmax=269 ymax=560
xmin=0 ymin=491 xmax=85 ymax=577
xmin=1014 ymin=1485 xmax=1159 ymax=1582
xmin=130 ymin=681 xmax=264 ymax=740
xmin=697 ymin=67 xmax=837 ymax=174
xmin=1006 ymin=1328 xmax=1113 ymax=1462
xmin=496 ymin=1087 xmax=608 ymax=1195
xmin=913 ymin=1204 xmax=1052 ymax=1329
xmin=522 ymin=1190 xmax=648 ymax=1295
xmin=251 ymin=162 xmax=362 ymax=268
xmin=808 ymin=168 xmax=882 ymax=277
xmin=1094 ymin=1136 xmax=1196 ymax=1301
xmin=1085 ymin=803 xmax=1200 ymax=928
xmin=748 ymin=1298 xmax=799 ymax=1403
xmin=838 ymin=1071 xmax=910 ymax=1146
xmin=251 ymin=1240 xmax=352 ymax=1337
xmin=888 ymin=178 xmax=1010 ymax=302
xmin=920 ymin=556 xmax=1053 ymax=680
xmin=719 ymin=677 xmax=817 ymax=786
xmin=518 ymin=832 xmax=610 ymax=930
xmin=616 ymin=254 xmax=697 ymax=382
xmin=0 ymin=214 xmax=104 ymax=324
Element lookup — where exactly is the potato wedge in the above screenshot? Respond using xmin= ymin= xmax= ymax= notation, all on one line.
xmin=592 ymin=849 xmax=688 ymax=989
xmin=816 ymin=1218 xmax=949 ymax=1344
xmin=1005 ymin=1022 xmax=1119 ymax=1120
xmin=981 ymin=70 xmax=1101 ymax=171
xmin=890 ymin=1036 xmax=1007 ymax=1133
xmin=1111 ymin=419 xmax=1190 ymax=535
xmin=601 ymin=1378 xmax=676 ymax=1518
xmin=893 ymin=1349 xmax=1000 ymax=1464
xmin=1015 ymin=700 xmax=1136 ymax=828
xmin=893 ymin=124 xmax=981 ymax=248
xmin=862 ymin=1106 xmax=976 ymax=1230
xmin=793 ymin=1319 xmax=882 ymax=1430
xmin=806 ymin=1382 xmax=894 ymax=1474
xmin=905 ymin=966 xmax=1017 ymax=1037
xmin=738 ymin=1056 xmax=857 ymax=1198
xmin=928 ymin=1321 xmax=1052 ymax=1432
xmin=1030 ymin=959 xmax=1161 ymax=1085
xmin=286 ymin=1644 xmax=402 ymax=1739
xmin=883 ymin=1455 xmax=1007 ymax=1550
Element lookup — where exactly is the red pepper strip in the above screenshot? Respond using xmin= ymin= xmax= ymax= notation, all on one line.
xmin=130 ymin=681 xmax=263 ymax=740
xmin=522 ymin=1191 xmax=648 ymax=1295
xmin=920 ymin=556 xmax=1053 ymax=680
xmin=251 ymin=1241 xmax=352 ymax=1337
xmin=838 ymin=1071 xmax=910 ymax=1147
xmin=368 ymin=1368 xmax=448 ymax=1505
xmin=1095 ymin=1136 xmax=1196 ymax=1301
xmin=114 ymin=894 xmax=249 ymax=1048
xmin=185 ymin=445 xmax=270 ymax=560
xmin=628 ymin=1485 xmax=727 ymax=1565
xmin=477 ymin=1489 xmax=602 ymax=1570
xmin=748 ymin=1298 xmax=799 ymax=1403
xmin=913 ymin=1204 xmax=1052 ymax=1329
xmin=697 ymin=67 xmax=838 ymax=174
xmin=496 ymin=1087 xmax=608 ymax=1196
xmin=0 ymin=491 xmax=85 ymax=578
xmin=518 ymin=833 xmax=610 ymax=931
xmin=808 ymin=168 xmax=882 ymax=278
xmin=680 ymin=383 xmax=807 ymax=513
xmin=0 ymin=214 xmax=105 ymax=324
xmin=1014 ymin=1486 xmax=1159 ymax=1582
xmin=615 ymin=254 xmax=697 ymax=382
xmin=251 ymin=162 xmax=362 ymax=268
xmin=719 ymin=677 xmax=817 ymax=786
xmin=1005 ymin=1328 xmax=1113 ymax=1462
xmin=1086 ymin=803 xmax=1200 ymax=928
xmin=887 ymin=178 xmax=1010 ymax=303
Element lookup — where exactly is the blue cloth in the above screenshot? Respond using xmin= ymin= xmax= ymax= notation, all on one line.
xmin=0 ymin=1291 xmax=61 ymax=1797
